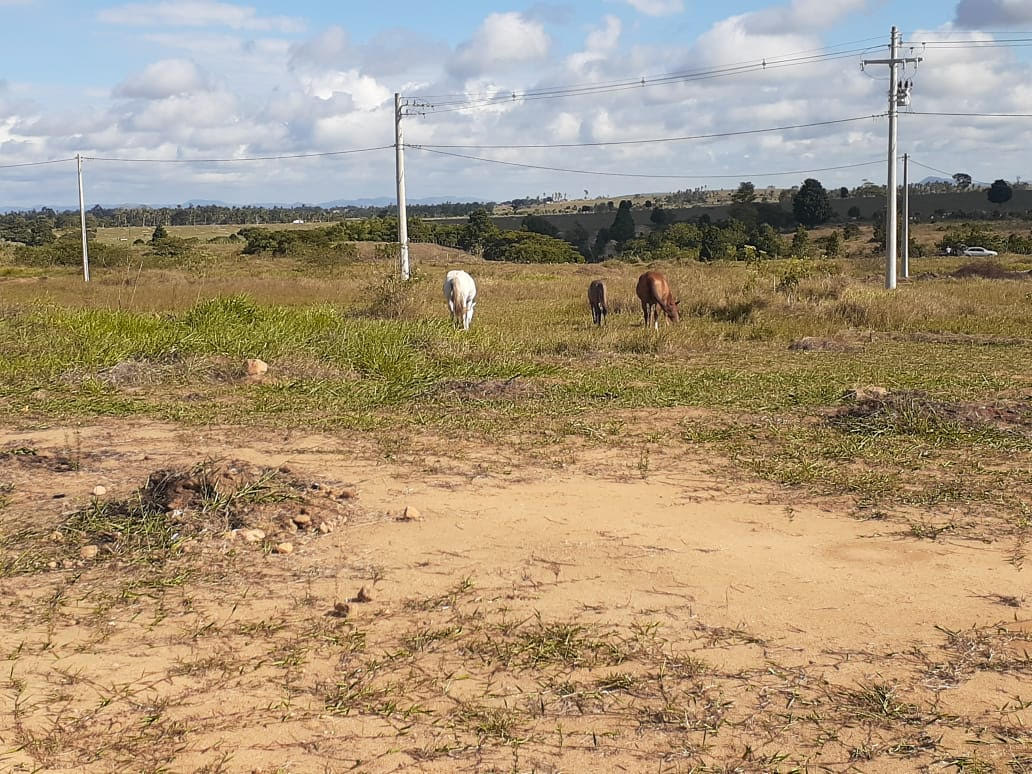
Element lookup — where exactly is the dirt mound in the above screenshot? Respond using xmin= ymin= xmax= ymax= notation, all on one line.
xmin=0 ymin=446 xmax=80 ymax=472
xmin=7 ymin=460 xmax=357 ymax=574
xmin=789 ymin=336 xmax=860 ymax=352
xmin=952 ymin=261 xmax=1030 ymax=280
xmin=433 ymin=375 xmax=534 ymax=400
xmin=831 ymin=389 xmax=1032 ymax=437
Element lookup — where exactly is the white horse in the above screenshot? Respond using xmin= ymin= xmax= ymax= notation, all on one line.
xmin=443 ymin=270 xmax=477 ymax=331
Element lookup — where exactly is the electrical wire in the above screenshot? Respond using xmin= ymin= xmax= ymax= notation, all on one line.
xmin=908 ymin=159 xmax=957 ymax=178
xmin=83 ymin=145 xmax=394 ymax=163
xmin=905 ymin=111 xmax=1032 ymax=118
xmin=410 ymin=36 xmax=886 ymax=101
xmin=409 ymin=49 xmax=878 ymax=114
xmin=410 ymin=145 xmax=883 ymax=180
xmin=413 ymin=114 xmax=886 ymax=149
xmin=0 ymin=156 xmax=76 ymax=170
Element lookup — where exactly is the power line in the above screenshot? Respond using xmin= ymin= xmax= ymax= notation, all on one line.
xmin=905 ymin=111 xmax=1032 ymax=118
xmin=410 ymin=49 xmax=878 ymax=114
xmin=0 ymin=156 xmax=76 ymax=170
xmin=410 ymin=145 xmax=883 ymax=180
xmin=410 ymin=36 xmax=885 ymax=101
xmin=414 ymin=114 xmax=886 ymax=150
xmin=909 ymin=159 xmax=956 ymax=178
xmin=84 ymin=145 xmax=393 ymax=163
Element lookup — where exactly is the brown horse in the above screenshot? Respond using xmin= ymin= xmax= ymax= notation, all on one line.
xmin=587 ymin=279 xmax=608 ymax=326
xmin=635 ymin=271 xmax=679 ymax=329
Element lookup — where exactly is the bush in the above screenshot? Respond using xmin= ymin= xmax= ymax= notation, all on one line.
xmin=483 ymin=231 xmax=584 ymax=263
xmin=11 ymin=234 xmax=132 ymax=268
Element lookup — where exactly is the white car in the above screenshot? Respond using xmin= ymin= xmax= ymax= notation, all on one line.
xmin=961 ymin=246 xmax=999 ymax=257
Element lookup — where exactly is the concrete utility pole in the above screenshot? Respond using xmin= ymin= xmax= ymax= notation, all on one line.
xmin=394 ymin=93 xmax=410 ymax=281
xmin=864 ymin=27 xmax=921 ymax=289
xmin=76 ymin=153 xmax=90 ymax=283
xmin=902 ymin=153 xmax=910 ymax=279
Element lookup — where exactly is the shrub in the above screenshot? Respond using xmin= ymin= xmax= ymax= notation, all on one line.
xmin=483 ymin=231 xmax=584 ymax=263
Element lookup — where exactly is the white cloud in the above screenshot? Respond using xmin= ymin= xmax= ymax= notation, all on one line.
xmin=955 ymin=0 xmax=1032 ymax=27
xmin=98 ymin=1 xmax=305 ymax=33
xmin=448 ymin=12 xmax=550 ymax=78
xmin=566 ymin=15 xmax=622 ymax=74
xmin=623 ymin=0 xmax=684 ymax=16
xmin=115 ymin=59 xmax=212 ymax=99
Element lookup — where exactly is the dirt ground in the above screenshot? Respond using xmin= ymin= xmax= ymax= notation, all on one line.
xmin=1 ymin=420 xmax=1030 ymax=773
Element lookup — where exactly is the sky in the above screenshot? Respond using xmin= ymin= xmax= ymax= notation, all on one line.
xmin=2 ymin=0 xmax=1032 ymax=208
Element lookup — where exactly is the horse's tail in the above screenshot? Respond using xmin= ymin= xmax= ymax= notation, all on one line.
xmin=450 ymin=275 xmax=465 ymax=321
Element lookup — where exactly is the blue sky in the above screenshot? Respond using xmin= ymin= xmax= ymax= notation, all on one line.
xmin=2 ymin=0 xmax=1032 ymax=207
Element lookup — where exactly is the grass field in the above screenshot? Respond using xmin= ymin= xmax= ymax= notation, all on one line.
xmin=1 ymin=226 xmax=1031 ymax=772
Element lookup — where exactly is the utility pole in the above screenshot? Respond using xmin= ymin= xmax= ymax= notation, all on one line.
xmin=394 ymin=92 xmax=410 ymax=281
xmin=76 ymin=153 xmax=90 ymax=283
xmin=902 ymin=153 xmax=910 ymax=279
xmin=863 ymin=27 xmax=920 ymax=289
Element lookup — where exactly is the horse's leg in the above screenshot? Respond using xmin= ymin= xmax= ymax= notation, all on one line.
xmin=641 ymin=299 xmax=649 ymax=327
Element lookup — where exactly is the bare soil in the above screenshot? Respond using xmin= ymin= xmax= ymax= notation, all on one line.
xmin=1 ymin=420 xmax=1030 ymax=772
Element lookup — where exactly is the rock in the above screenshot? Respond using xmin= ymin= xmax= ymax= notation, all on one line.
xmin=92 ymin=485 xmax=107 ymax=497
xmin=337 ymin=488 xmax=356 ymax=500
xmin=398 ymin=506 xmax=422 ymax=522
xmin=47 ymin=561 xmax=58 ymax=569
xmin=273 ymin=542 xmax=294 ymax=555
xmin=293 ymin=513 xmax=312 ymax=528
xmin=318 ymin=522 xmax=333 ymax=534
xmin=237 ymin=528 xmax=266 ymax=543
xmin=244 ymin=358 xmax=268 ymax=382
xmin=329 ymin=602 xmax=350 ymax=618
xmin=351 ymin=586 xmax=372 ymax=603
xmin=49 ymin=530 xmax=64 ymax=543
xmin=79 ymin=544 xmax=99 ymax=560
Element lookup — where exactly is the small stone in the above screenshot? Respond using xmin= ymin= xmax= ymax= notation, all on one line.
xmin=293 ymin=513 xmax=312 ymax=528
xmin=337 ymin=488 xmax=356 ymax=500
xmin=79 ymin=544 xmax=99 ymax=560
xmin=245 ymin=358 xmax=268 ymax=381
xmin=49 ymin=530 xmax=64 ymax=543
xmin=273 ymin=542 xmax=294 ymax=555
xmin=238 ymin=528 xmax=266 ymax=543
xmin=318 ymin=522 xmax=333 ymax=534
xmin=351 ymin=586 xmax=372 ymax=603
xmin=398 ymin=506 xmax=422 ymax=522
xmin=47 ymin=561 xmax=58 ymax=569
xmin=329 ymin=602 xmax=350 ymax=618
xmin=92 ymin=485 xmax=107 ymax=497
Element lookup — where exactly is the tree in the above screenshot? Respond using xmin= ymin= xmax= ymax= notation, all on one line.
xmin=839 ymin=186 xmax=849 ymax=199
xmin=752 ymin=223 xmax=784 ymax=258
xmin=732 ymin=181 xmax=756 ymax=204
xmin=150 ymin=223 xmax=169 ymax=243
xmin=459 ymin=209 xmax=499 ymax=254
xmin=818 ymin=230 xmax=843 ymax=258
xmin=790 ymin=225 xmax=810 ymax=257
xmin=987 ymin=179 xmax=1013 ymax=205
xmin=847 ymin=206 xmax=861 ymax=219
xmin=483 ymin=231 xmax=584 ymax=264
xmin=650 ymin=206 xmax=672 ymax=226
xmin=609 ymin=200 xmax=635 ymax=243
xmin=952 ymin=172 xmax=972 ymax=190
xmin=792 ymin=179 xmax=833 ymax=227
xmin=843 ymin=222 xmax=861 ymax=241
xmin=520 ymin=214 xmax=560 ymax=238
